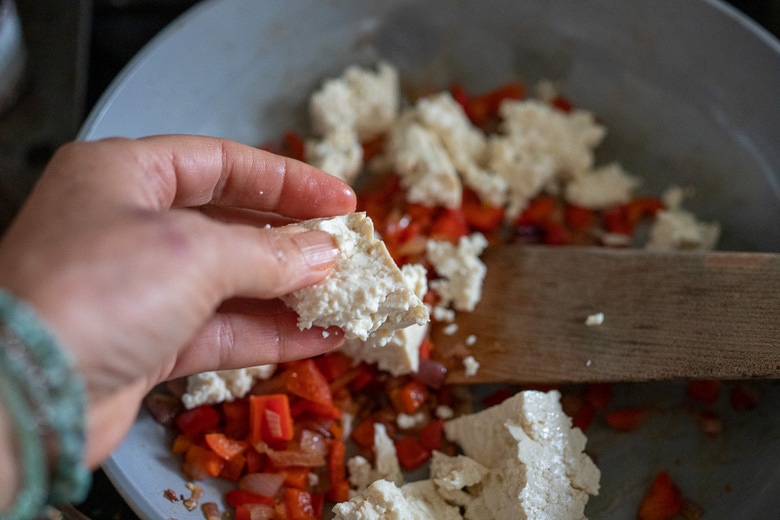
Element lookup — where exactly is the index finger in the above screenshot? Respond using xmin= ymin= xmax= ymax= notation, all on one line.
xmin=67 ymin=135 xmax=357 ymax=219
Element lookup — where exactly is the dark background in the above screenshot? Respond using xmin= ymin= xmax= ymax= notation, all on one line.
xmin=0 ymin=0 xmax=778 ymax=518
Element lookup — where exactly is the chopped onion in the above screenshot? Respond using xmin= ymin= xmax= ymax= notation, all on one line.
xmin=239 ymin=472 xmax=285 ymax=497
xmin=299 ymin=429 xmax=328 ymax=456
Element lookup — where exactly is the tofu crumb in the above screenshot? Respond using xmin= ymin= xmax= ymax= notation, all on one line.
xmin=280 ymin=213 xmax=429 ymax=344
xmin=465 ymin=334 xmax=477 ymax=346
xmin=435 ymin=405 xmax=455 ymax=420
xmin=585 ymin=312 xmax=605 ymax=327
xmin=463 ymin=355 xmax=480 ymax=377
xmin=322 ymin=330 xmax=330 ymax=338
xmin=442 ymin=323 xmax=459 ymax=336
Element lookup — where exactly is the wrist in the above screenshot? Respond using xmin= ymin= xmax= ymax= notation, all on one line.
xmin=0 ymin=399 xmax=21 ymax=511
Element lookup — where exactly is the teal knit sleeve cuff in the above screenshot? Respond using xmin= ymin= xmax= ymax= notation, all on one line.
xmin=0 ymin=289 xmax=91 ymax=519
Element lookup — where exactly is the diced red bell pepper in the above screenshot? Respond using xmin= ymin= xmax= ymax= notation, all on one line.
xmin=222 ymin=399 xmax=250 ymax=440
xmin=637 ymin=471 xmax=682 ymax=520
xmin=244 ymin=446 xmax=266 ymax=474
xmin=539 ymin=221 xmax=571 ymax=246
xmin=604 ymin=408 xmax=649 ymax=432
xmin=550 ymin=95 xmax=573 ymax=113
xmin=602 ymin=205 xmax=633 ymax=235
xmin=394 ymin=436 xmax=431 ymax=471
xmin=171 ymin=433 xmax=192 ymax=455
xmin=429 ymin=208 xmax=470 ymax=242
xmin=462 ymin=189 xmax=505 ymax=233
xmin=350 ymin=419 xmax=375 ymax=450
xmin=286 ymin=359 xmax=333 ymax=407
xmin=418 ymin=419 xmax=444 ymax=451
xmin=315 ymin=351 xmax=354 ymax=382
xmin=625 ymin=197 xmax=664 ymax=225
xmin=250 ymin=394 xmax=294 ymax=443
xmin=220 ymin=452 xmax=247 ymax=482
xmin=516 ymin=195 xmax=556 ymax=226
xmin=174 ymin=405 xmax=221 ymax=440
xmin=284 ymin=488 xmax=318 ymax=520
xmin=205 ymin=432 xmax=247 ymax=461
xmin=565 ymin=204 xmax=596 ymax=230
xmin=290 ymin=398 xmax=342 ymax=420
xmin=349 ymin=363 xmax=377 ymax=392
xmin=183 ymin=444 xmax=226 ymax=480
xmin=328 ymin=439 xmax=347 ymax=484
xmin=687 ymin=380 xmax=721 ymax=405
xmin=326 ymin=478 xmax=350 ymax=504
xmin=225 ymin=489 xmax=276 ymax=508
xmin=361 ymin=135 xmax=386 ymax=162
xmin=390 ymin=380 xmax=429 ymax=415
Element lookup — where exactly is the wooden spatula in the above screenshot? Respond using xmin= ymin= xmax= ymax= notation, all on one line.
xmin=433 ymin=245 xmax=780 ymax=384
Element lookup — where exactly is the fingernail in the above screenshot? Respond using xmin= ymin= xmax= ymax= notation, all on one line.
xmin=292 ymin=230 xmax=339 ymax=268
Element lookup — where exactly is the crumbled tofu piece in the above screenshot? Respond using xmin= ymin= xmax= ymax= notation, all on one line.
xmin=465 ymin=334 xmax=477 ymax=346
xmin=385 ymin=116 xmax=463 ymax=208
xmin=181 ymin=364 xmax=276 ymax=409
xmin=644 ymin=185 xmax=720 ymax=251
xmin=427 ymin=233 xmax=488 ymax=312
xmin=564 ymin=163 xmax=641 ymax=210
xmin=488 ymin=100 xmax=606 ymax=218
xmin=332 ymin=479 xmax=462 ymax=520
xmin=305 ymin=128 xmax=364 ymax=184
xmin=585 ymin=312 xmax=605 ymax=327
xmin=432 ymin=305 xmax=456 ymax=323
xmin=415 ymin=92 xmax=507 ymax=207
xmin=339 ymin=263 xmax=429 ymax=375
xmin=397 ymin=411 xmax=428 ymax=430
xmin=462 ymin=355 xmax=480 ymax=377
xmin=430 ymin=451 xmax=490 ymax=506
xmin=309 ymin=61 xmax=400 ymax=141
xmin=444 ymin=390 xmax=601 ymax=520
xmin=347 ymin=423 xmax=404 ymax=494
xmin=435 ymin=405 xmax=454 ymax=420
xmin=281 ymin=213 xmax=429 ymax=344
xmin=645 ymin=209 xmax=720 ymax=251
xmin=441 ymin=323 xmax=458 ymax=336
xmin=340 ymin=322 xmax=428 ymax=376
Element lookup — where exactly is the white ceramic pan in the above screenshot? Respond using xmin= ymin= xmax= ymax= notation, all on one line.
xmin=79 ymin=1 xmax=780 ymax=518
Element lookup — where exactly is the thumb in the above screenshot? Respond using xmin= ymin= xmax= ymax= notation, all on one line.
xmin=202 ymin=221 xmax=340 ymax=300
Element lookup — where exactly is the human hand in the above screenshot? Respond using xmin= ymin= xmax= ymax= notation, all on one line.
xmin=0 ymin=135 xmax=356 ymax=465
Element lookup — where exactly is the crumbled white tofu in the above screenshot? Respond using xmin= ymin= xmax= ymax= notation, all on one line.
xmin=462 ymin=355 xmax=480 ymax=377
xmin=645 ymin=186 xmax=720 ymax=251
xmin=564 ymin=162 xmax=641 ymax=210
xmin=309 ymin=61 xmax=400 ymax=141
xmin=332 ymin=479 xmax=462 ymax=520
xmin=443 ymin=390 xmax=601 ymax=520
xmin=427 ymin=233 xmax=488 ymax=312
xmin=181 ymin=364 xmax=276 ymax=409
xmin=441 ymin=323 xmax=459 ymax=336
xmin=585 ymin=312 xmax=605 ymax=327
xmin=397 ymin=411 xmax=428 ymax=430
xmin=386 ymin=116 xmax=463 ymax=208
xmin=281 ymin=213 xmax=429 ymax=344
xmin=465 ymin=334 xmax=477 ymax=346
xmin=339 ymin=263 xmax=429 ymax=375
xmin=435 ymin=405 xmax=454 ymax=420
xmin=340 ymin=322 xmax=428 ymax=376
xmin=415 ymin=92 xmax=507 ymax=207
xmin=347 ymin=423 xmax=404 ymax=494
xmin=430 ymin=451 xmax=490 ymax=506
xmin=305 ymin=128 xmax=363 ymax=184
xmin=645 ymin=209 xmax=721 ymax=251
xmin=432 ymin=305 xmax=456 ymax=323
xmin=488 ymin=99 xmax=606 ymax=218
